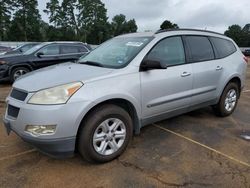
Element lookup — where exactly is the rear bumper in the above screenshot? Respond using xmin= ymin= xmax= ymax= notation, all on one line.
xmin=3 ymin=117 xmax=75 ymax=158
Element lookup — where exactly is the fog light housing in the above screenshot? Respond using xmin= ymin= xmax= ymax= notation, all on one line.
xmin=25 ymin=125 xmax=57 ymax=136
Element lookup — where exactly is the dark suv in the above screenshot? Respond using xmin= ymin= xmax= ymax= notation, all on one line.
xmin=0 ymin=42 xmax=91 ymax=82
xmin=3 ymin=43 xmax=40 ymax=56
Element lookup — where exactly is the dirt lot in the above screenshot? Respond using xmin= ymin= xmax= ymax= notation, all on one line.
xmin=0 ymin=62 xmax=250 ymax=187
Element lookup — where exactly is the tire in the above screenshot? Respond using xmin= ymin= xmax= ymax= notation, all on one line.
xmin=78 ymin=104 xmax=133 ymax=163
xmin=213 ymin=82 xmax=239 ymax=117
xmin=10 ymin=67 xmax=30 ymax=82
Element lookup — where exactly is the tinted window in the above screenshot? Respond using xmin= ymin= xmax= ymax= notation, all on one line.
xmin=186 ymin=36 xmax=214 ymax=62
xmin=38 ymin=45 xmax=60 ymax=55
xmin=78 ymin=46 xmax=88 ymax=53
xmin=20 ymin=44 xmax=35 ymax=52
xmin=210 ymin=37 xmax=236 ymax=58
xmin=61 ymin=45 xmax=79 ymax=54
xmin=147 ymin=37 xmax=185 ymax=66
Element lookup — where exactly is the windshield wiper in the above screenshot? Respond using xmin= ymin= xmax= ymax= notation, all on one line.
xmin=79 ymin=61 xmax=103 ymax=67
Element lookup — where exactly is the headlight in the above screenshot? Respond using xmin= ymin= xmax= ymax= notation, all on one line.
xmin=0 ymin=60 xmax=7 ymax=65
xmin=28 ymin=82 xmax=83 ymax=105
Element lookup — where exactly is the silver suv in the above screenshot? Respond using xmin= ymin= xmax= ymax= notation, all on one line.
xmin=3 ymin=29 xmax=248 ymax=163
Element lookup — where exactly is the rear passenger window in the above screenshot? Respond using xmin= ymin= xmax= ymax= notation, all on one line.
xmin=210 ymin=37 xmax=236 ymax=58
xmin=185 ymin=36 xmax=214 ymax=62
xmin=61 ymin=45 xmax=79 ymax=54
xmin=147 ymin=37 xmax=185 ymax=66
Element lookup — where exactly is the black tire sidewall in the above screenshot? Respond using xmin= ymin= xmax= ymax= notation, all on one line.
xmin=78 ymin=104 xmax=133 ymax=163
xmin=10 ymin=67 xmax=29 ymax=82
xmin=218 ymin=82 xmax=239 ymax=116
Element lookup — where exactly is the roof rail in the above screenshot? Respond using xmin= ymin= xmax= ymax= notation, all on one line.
xmin=155 ymin=28 xmax=225 ymax=36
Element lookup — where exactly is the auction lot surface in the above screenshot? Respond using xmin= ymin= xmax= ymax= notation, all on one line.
xmin=0 ymin=63 xmax=250 ymax=187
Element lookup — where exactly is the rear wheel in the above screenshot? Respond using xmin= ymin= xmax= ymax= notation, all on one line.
xmin=213 ymin=82 xmax=239 ymax=117
xmin=10 ymin=67 xmax=30 ymax=82
xmin=78 ymin=104 xmax=133 ymax=163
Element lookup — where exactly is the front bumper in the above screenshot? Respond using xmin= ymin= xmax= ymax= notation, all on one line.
xmin=3 ymin=117 xmax=76 ymax=158
xmin=0 ymin=66 xmax=10 ymax=81
xmin=3 ymin=92 xmax=93 ymax=158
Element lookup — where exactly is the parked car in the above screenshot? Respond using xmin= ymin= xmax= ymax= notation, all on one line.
xmin=2 ymin=43 xmax=40 ymax=56
xmin=0 ymin=42 xmax=91 ymax=82
xmin=243 ymin=49 xmax=250 ymax=56
xmin=0 ymin=45 xmax=12 ymax=54
xmin=3 ymin=29 xmax=247 ymax=163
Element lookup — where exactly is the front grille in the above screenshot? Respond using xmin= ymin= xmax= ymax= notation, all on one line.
xmin=7 ymin=105 xmax=20 ymax=118
xmin=10 ymin=88 xmax=28 ymax=101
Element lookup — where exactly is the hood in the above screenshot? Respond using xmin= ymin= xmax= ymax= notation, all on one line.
xmin=13 ymin=62 xmax=113 ymax=92
xmin=0 ymin=54 xmax=28 ymax=63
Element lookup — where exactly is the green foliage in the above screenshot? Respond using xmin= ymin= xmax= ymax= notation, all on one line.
xmin=160 ymin=20 xmax=179 ymax=30
xmin=44 ymin=0 xmax=62 ymax=27
xmin=8 ymin=0 xmax=43 ymax=41
xmin=224 ymin=25 xmax=250 ymax=47
xmin=0 ymin=0 xmax=13 ymax=40
xmin=111 ymin=14 xmax=137 ymax=36
xmin=44 ymin=0 xmax=112 ymax=44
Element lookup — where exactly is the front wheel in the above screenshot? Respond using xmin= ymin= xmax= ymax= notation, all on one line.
xmin=78 ymin=104 xmax=133 ymax=163
xmin=213 ymin=82 xmax=239 ymax=117
xmin=10 ymin=67 xmax=30 ymax=82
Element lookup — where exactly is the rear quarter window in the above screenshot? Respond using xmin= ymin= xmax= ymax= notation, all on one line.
xmin=210 ymin=37 xmax=237 ymax=58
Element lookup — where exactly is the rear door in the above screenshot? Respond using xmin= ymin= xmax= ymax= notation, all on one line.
xmin=59 ymin=44 xmax=88 ymax=62
xmin=183 ymin=35 xmax=222 ymax=105
xmin=140 ymin=36 xmax=193 ymax=119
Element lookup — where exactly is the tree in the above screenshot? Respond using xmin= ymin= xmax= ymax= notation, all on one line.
xmin=44 ymin=0 xmax=111 ymax=44
xmin=224 ymin=24 xmax=250 ymax=47
xmin=125 ymin=19 xmax=137 ymax=33
xmin=224 ymin=25 xmax=242 ymax=45
xmin=77 ymin=0 xmax=110 ymax=44
xmin=0 ymin=0 xmax=13 ymax=40
xmin=160 ymin=20 xmax=179 ymax=30
xmin=111 ymin=14 xmax=138 ymax=36
xmin=44 ymin=0 xmax=63 ymax=27
xmin=8 ymin=0 xmax=42 ymax=41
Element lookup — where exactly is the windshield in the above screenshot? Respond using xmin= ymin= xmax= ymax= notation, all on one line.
xmin=78 ymin=36 xmax=153 ymax=68
xmin=24 ymin=43 xmax=48 ymax=55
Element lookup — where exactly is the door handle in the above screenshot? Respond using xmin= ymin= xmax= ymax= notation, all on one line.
xmin=181 ymin=72 xmax=191 ymax=77
xmin=216 ymin=66 xmax=223 ymax=71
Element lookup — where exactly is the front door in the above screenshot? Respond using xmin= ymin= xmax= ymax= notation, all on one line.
xmin=32 ymin=44 xmax=61 ymax=69
xmin=140 ymin=36 xmax=193 ymax=119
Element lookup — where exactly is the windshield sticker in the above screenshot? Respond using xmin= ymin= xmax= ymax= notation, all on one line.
xmin=117 ymin=60 xmax=124 ymax=64
xmin=126 ymin=42 xmax=144 ymax=47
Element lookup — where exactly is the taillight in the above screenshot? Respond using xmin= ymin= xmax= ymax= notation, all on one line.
xmin=243 ymin=56 xmax=248 ymax=63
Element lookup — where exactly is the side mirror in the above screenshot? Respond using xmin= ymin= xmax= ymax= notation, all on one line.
xmin=140 ymin=59 xmax=167 ymax=71
xmin=36 ymin=52 xmax=44 ymax=58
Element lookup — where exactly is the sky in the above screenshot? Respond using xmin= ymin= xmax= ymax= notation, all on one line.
xmin=38 ymin=0 xmax=249 ymax=34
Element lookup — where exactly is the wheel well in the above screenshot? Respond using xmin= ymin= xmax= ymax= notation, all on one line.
xmin=228 ymin=77 xmax=241 ymax=93
xmin=9 ymin=65 xmax=33 ymax=75
xmin=75 ymin=99 xmax=140 ymax=151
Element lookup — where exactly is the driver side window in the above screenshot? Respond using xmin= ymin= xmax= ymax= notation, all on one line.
xmin=147 ymin=37 xmax=185 ymax=66
xmin=38 ymin=45 xmax=60 ymax=55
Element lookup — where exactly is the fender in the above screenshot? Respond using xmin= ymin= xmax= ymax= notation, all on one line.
xmin=216 ymin=73 xmax=242 ymax=103
xmin=75 ymin=95 xmax=142 ymax=135
xmin=8 ymin=63 xmax=34 ymax=75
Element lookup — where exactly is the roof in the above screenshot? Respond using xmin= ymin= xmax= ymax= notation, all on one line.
xmin=155 ymin=28 xmax=225 ymax=36
xmin=115 ymin=28 xmax=226 ymax=39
